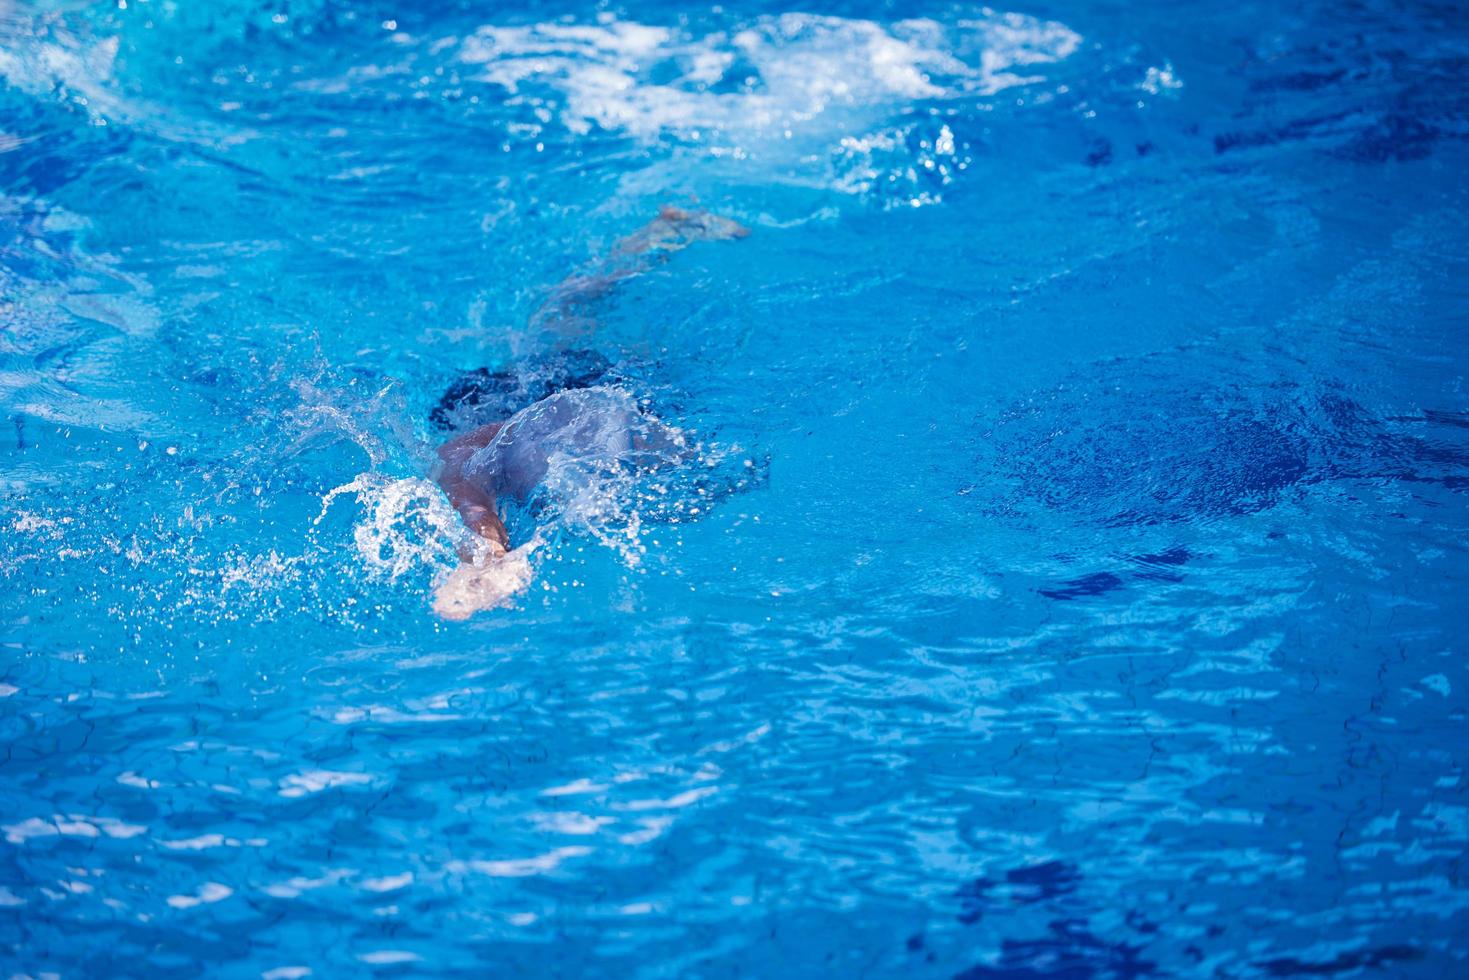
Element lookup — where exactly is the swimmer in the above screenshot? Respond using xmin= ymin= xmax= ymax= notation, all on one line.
xmin=430 ymin=206 xmax=747 ymax=619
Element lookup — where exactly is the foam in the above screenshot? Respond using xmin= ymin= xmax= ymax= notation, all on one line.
xmin=455 ymin=9 xmax=1080 ymax=210
xmin=317 ymin=473 xmax=471 ymax=582
xmin=828 ymin=121 xmax=963 ymax=208
xmin=459 ymin=9 xmax=1082 ymax=142
xmin=430 ymin=539 xmax=539 ymax=620
xmin=0 ymin=10 xmax=251 ymax=148
xmin=467 ymin=386 xmax=690 ymax=539
xmin=0 ymin=27 xmax=120 ymax=116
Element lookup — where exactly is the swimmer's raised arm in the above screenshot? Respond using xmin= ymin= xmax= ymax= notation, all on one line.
xmin=435 ymin=423 xmax=509 ymax=553
xmin=432 ymin=421 xmax=537 ymax=620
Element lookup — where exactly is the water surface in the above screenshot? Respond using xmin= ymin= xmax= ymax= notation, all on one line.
xmin=2 ymin=0 xmax=1468 ymax=975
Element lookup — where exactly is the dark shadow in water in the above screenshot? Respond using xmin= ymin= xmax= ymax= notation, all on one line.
xmin=990 ymin=398 xmax=1315 ymax=527
xmin=1037 ymin=545 xmax=1201 ymax=600
xmin=1256 ymin=944 xmax=1422 ymax=976
xmin=986 ymin=366 xmax=1469 ymax=603
xmin=985 ymin=374 xmax=1469 ymax=532
xmin=1214 ymin=110 xmax=1444 ymax=164
xmin=1086 ymin=139 xmax=1114 ymax=167
xmin=953 ymin=919 xmax=1157 ymax=980
xmin=955 ymin=861 xmax=1084 ymax=924
xmin=1129 ymin=546 xmax=1191 ymax=567
xmin=1127 ymin=546 xmax=1191 ymax=583
xmin=1211 ymin=18 xmax=1469 ymax=165
xmin=1038 ymin=573 xmax=1126 ymax=602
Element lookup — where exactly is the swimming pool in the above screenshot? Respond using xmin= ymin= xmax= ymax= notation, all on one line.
xmin=2 ymin=0 xmax=1467 ymax=974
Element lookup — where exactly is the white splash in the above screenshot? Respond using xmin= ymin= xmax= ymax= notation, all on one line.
xmin=313 ymin=386 xmax=708 ymax=618
xmin=317 ymin=473 xmax=471 ymax=581
xmin=430 ymin=537 xmax=539 ymax=620
xmin=315 ymin=470 xmax=540 ymax=616
xmin=0 ymin=18 xmax=244 ymax=146
xmin=459 ymin=9 xmax=1082 ymax=141
xmin=467 ymin=386 xmax=697 ymax=563
xmin=0 ymin=29 xmax=120 ymax=117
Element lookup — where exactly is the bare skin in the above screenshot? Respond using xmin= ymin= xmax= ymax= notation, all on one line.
xmin=436 ymin=423 xmax=510 ymax=553
xmin=431 ymin=206 xmax=747 ymax=618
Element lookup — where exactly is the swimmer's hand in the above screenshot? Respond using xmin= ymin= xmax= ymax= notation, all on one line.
xmin=432 ymin=541 xmax=536 ymax=621
xmin=432 ymin=421 xmax=532 ymax=619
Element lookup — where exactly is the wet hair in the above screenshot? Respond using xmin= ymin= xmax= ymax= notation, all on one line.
xmin=429 ymin=348 xmax=617 ymax=432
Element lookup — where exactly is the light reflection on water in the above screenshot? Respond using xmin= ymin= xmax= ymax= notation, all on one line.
xmin=2 ymin=0 xmax=1469 ymax=976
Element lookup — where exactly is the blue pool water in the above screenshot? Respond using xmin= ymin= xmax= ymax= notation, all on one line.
xmin=2 ymin=0 xmax=1468 ymax=975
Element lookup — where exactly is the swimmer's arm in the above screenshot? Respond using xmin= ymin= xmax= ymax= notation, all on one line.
xmin=432 ymin=423 xmax=538 ymax=620
xmin=435 ymin=423 xmax=510 ymax=552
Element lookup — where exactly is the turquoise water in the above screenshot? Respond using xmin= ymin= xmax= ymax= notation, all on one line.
xmin=2 ymin=0 xmax=1468 ymax=975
